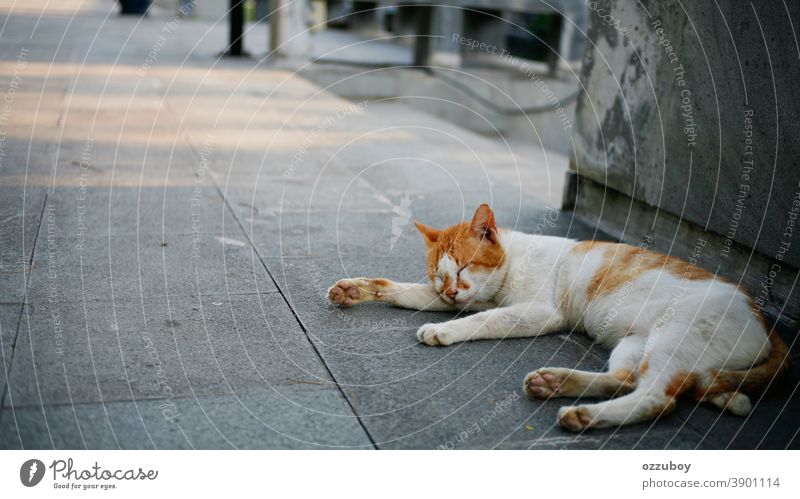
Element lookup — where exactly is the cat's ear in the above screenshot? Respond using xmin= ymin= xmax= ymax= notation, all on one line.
xmin=470 ymin=204 xmax=498 ymax=244
xmin=415 ymin=221 xmax=440 ymax=245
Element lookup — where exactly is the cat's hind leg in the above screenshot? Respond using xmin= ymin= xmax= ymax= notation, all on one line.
xmin=556 ymin=374 xmax=679 ymax=432
xmin=524 ymin=368 xmax=635 ymax=399
xmin=524 ymin=335 xmax=644 ymax=400
xmin=556 ymin=344 xmax=705 ymax=432
xmin=556 ymin=337 xmax=684 ymax=431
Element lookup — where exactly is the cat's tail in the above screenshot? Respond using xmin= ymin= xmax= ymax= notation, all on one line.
xmin=694 ymin=325 xmax=790 ymax=415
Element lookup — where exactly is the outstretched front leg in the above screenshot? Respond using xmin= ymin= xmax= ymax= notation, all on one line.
xmin=328 ymin=277 xmax=463 ymax=311
xmin=416 ymin=302 xmax=564 ymax=346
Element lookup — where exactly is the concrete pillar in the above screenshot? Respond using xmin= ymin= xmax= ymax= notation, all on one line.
xmin=413 ymin=6 xmax=463 ymax=68
xmin=269 ymin=0 xmax=311 ymax=59
xmin=430 ymin=6 xmax=463 ymax=68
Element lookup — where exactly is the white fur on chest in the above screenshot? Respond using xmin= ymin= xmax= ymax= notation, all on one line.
xmin=494 ymin=231 xmax=575 ymax=307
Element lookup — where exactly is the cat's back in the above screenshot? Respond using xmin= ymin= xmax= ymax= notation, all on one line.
xmin=560 ymin=240 xmax=767 ymax=354
xmin=564 ymin=240 xmax=723 ymax=301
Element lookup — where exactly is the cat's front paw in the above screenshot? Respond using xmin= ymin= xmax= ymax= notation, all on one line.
xmin=557 ymin=405 xmax=593 ymax=432
xmin=328 ymin=278 xmax=370 ymax=307
xmin=416 ymin=323 xmax=454 ymax=346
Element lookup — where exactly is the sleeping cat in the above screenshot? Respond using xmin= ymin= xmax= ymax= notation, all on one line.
xmin=327 ymin=204 xmax=789 ymax=431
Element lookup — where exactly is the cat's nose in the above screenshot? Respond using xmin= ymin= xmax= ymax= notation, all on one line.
xmin=445 ymin=289 xmax=458 ymax=301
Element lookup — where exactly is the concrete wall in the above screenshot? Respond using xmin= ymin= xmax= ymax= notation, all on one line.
xmin=567 ymin=0 xmax=800 ymax=323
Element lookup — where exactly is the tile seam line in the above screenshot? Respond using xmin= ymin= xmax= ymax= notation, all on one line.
xmin=211 ymin=178 xmax=379 ymax=449
xmin=178 ymin=121 xmax=378 ymax=449
xmin=0 ymin=192 xmax=48 ymax=425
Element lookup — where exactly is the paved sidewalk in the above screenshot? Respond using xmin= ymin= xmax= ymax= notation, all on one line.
xmin=0 ymin=1 xmax=797 ymax=449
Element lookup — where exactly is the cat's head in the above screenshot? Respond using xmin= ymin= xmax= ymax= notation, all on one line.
xmin=415 ymin=204 xmax=506 ymax=306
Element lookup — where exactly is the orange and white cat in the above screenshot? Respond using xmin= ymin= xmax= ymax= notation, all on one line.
xmin=327 ymin=204 xmax=789 ymax=431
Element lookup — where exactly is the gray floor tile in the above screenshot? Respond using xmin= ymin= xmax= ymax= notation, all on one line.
xmin=4 ymin=295 xmax=334 ymax=407
xmin=42 ymin=186 xmax=236 ymax=238
xmin=26 ymin=232 xmax=277 ymax=301
xmin=1 ymin=387 xmax=372 ymax=449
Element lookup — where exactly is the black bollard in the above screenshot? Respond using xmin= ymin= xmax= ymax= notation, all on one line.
xmin=225 ymin=0 xmax=246 ymax=56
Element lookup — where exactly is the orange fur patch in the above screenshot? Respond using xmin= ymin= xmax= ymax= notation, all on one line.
xmin=571 ymin=240 xmax=615 ymax=254
xmin=371 ymin=278 xmax=390 ymax=288
xmin=666 ymin=371 xmax=699 ymax=398
xmin=583 ymin=244 xmax=643 ymax=300
xmin=441 ymin=274 xmax=453 ymax=291
xmin=650 ymin=255 xmax=714 ymax=281
xmin=694 ymin=369 xmax=730 ymax=400
xmin=576 ymin=241 xmax=715 ymax=301
xmin=612 ymin=368 xmax=636 ymax=384
xmin=632 ymin=371 xmax=699 ymax=420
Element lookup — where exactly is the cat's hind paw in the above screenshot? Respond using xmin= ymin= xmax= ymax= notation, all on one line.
xmin=524 ymin=369 xmax=567 ymax=400
xmin=557 ymin=406 xmax=593 ymax=432
xmin=416 ymin=323 xmax=453 ymax=346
